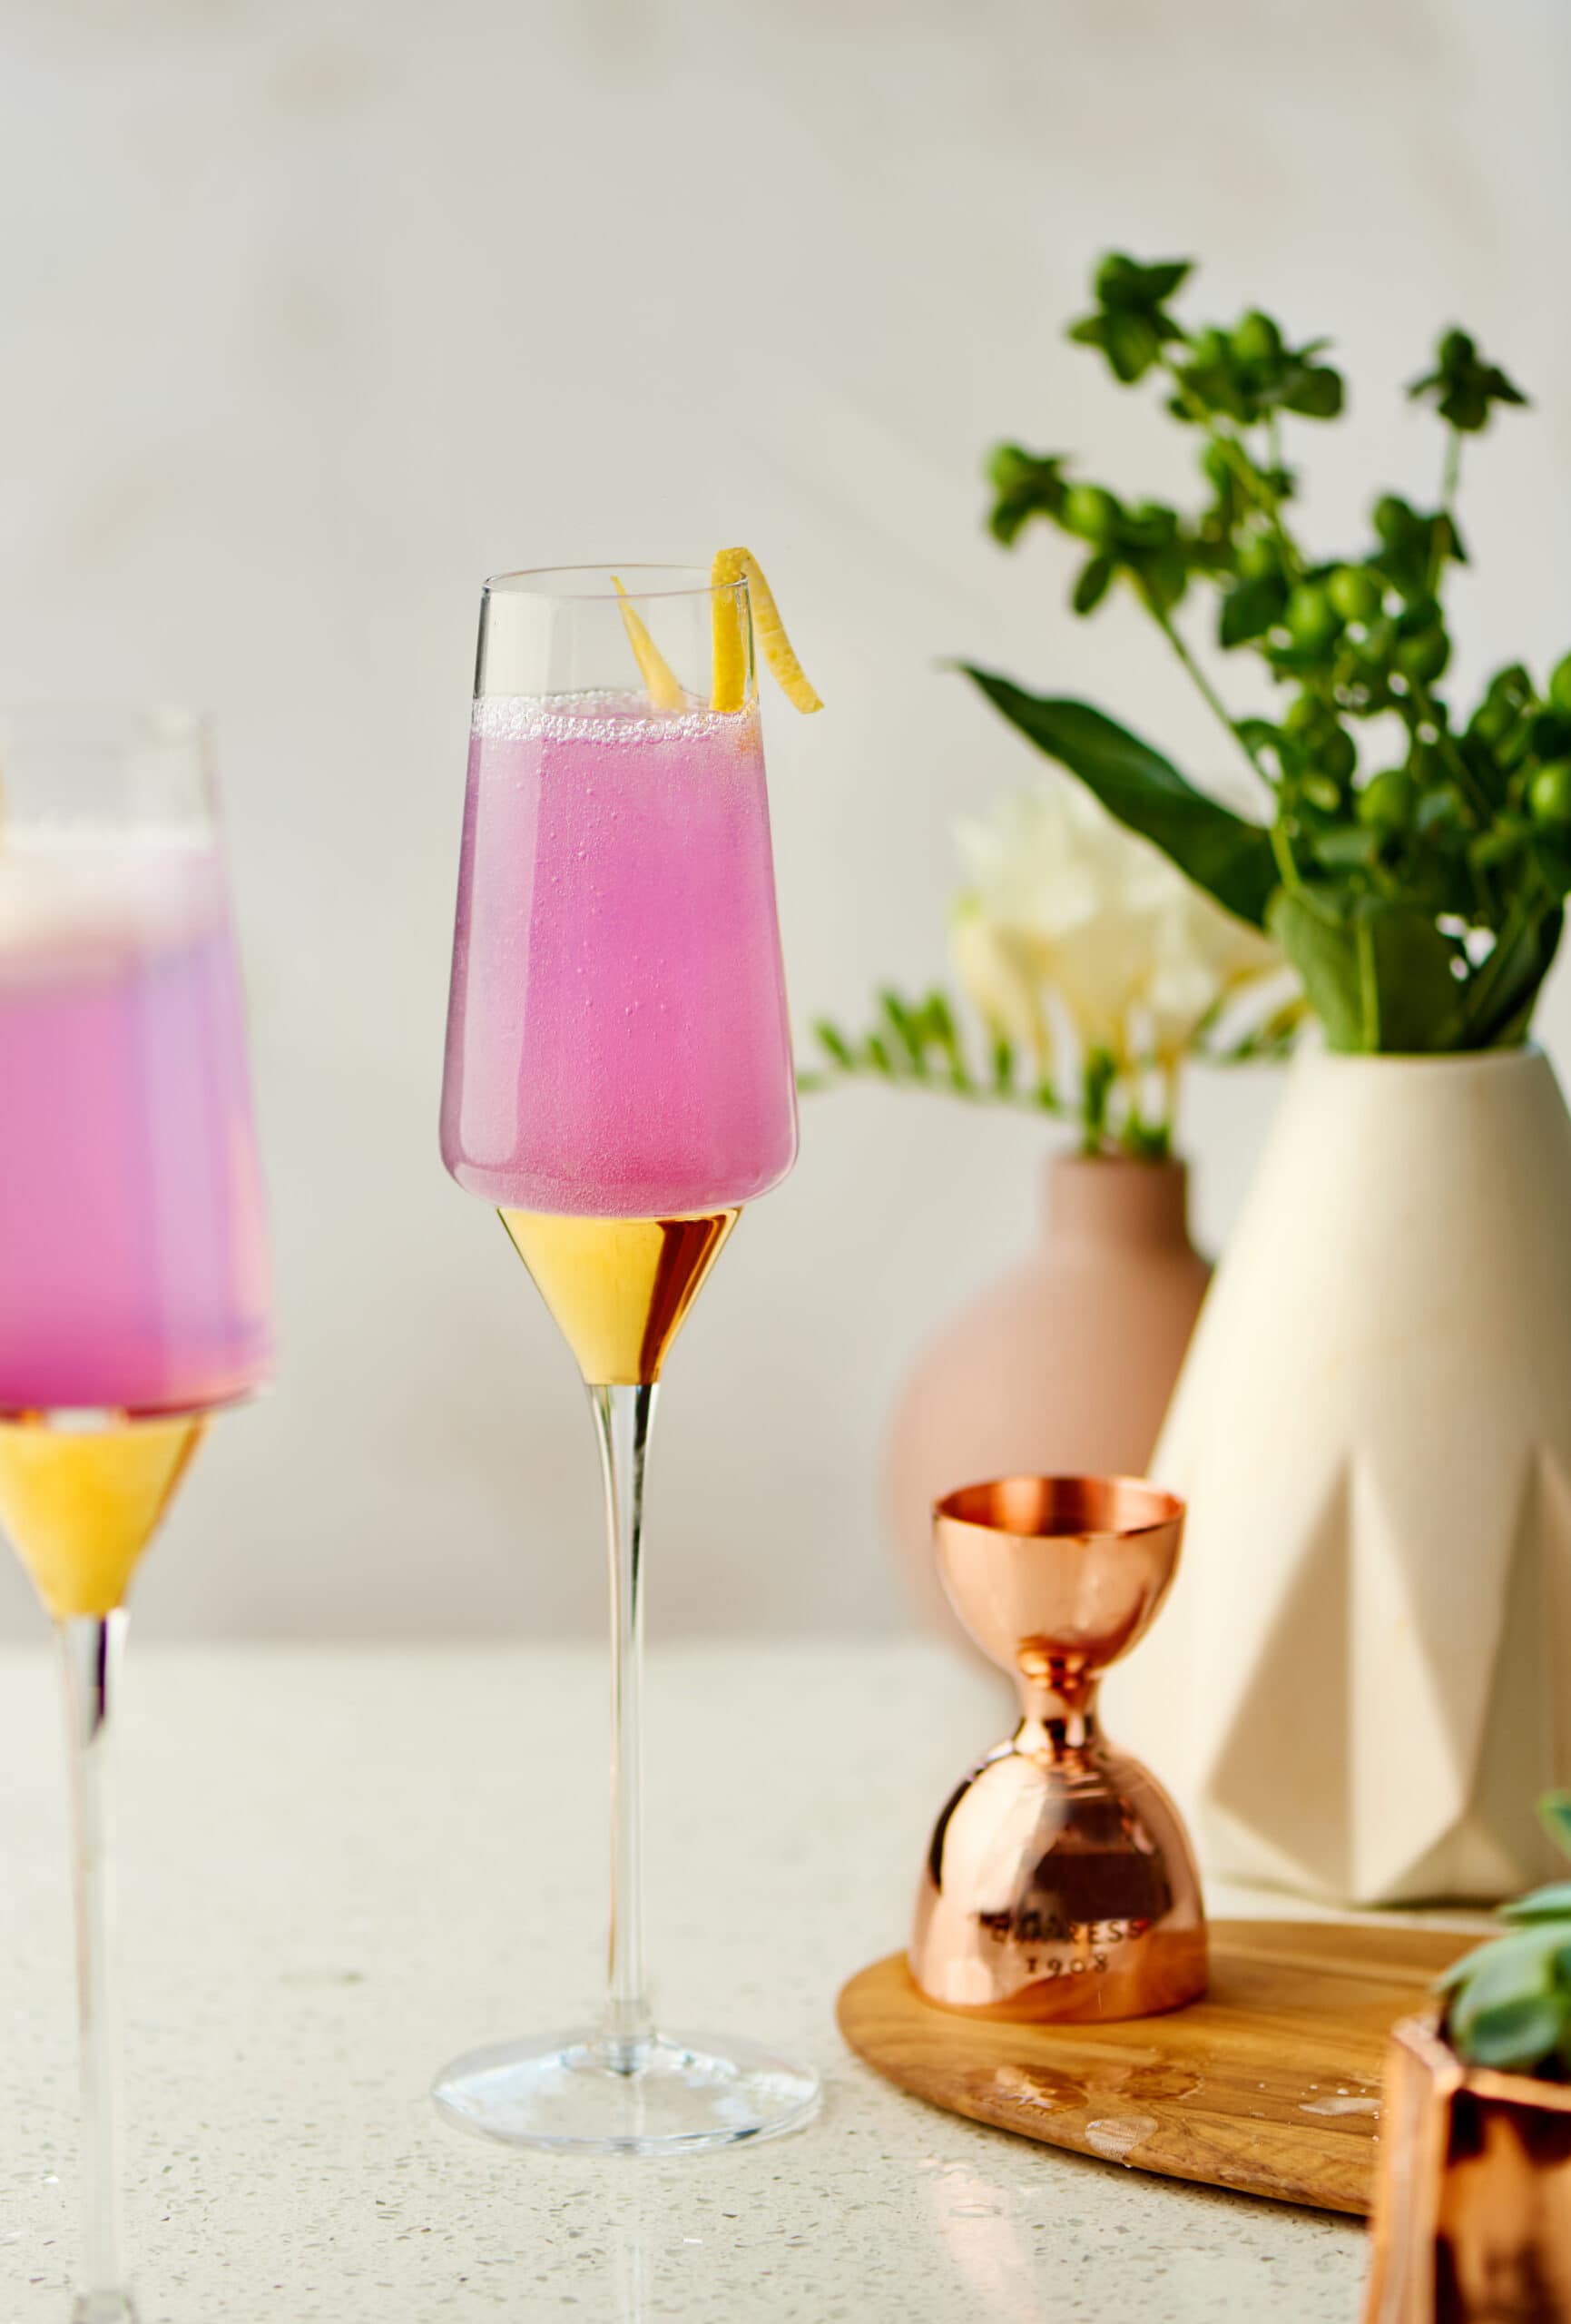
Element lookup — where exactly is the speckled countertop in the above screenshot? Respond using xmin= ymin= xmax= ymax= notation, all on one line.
xmin=1 ymin=1641 xmax=1438 ymax=2322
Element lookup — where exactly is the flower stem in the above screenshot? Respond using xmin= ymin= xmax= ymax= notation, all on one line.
xmin=1441 ymin=428 xmax=1463 ymax=513
xmin=1142 ymin=589 xmax=1300 ymax=898
xmin=1146 ymin=599 xmax=1277 ymax=806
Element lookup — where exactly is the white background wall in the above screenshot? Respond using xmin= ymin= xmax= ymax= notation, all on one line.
xmin=1 ymin=0 xmax=1566 ymax=1640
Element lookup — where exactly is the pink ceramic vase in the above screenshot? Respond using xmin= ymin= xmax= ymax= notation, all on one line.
xmin=885 ymin=1153 xmax=1211 ymax=1640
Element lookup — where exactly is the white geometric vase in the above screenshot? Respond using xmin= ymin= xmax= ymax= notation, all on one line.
xmin=1103 ymin=1044 xmax=1571 ymax=1906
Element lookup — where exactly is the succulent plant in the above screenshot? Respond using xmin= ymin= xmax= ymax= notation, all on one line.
xmin=1438 ymin=1795 xmax=1571 ymax=2076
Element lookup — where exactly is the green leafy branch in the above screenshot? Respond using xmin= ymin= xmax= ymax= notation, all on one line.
xmin=976 ymin=254 xmax=1559 ymax=1053
xmin=799 ymin=986 xmax=1171 ymax=1155
xmin=800 ymin=981 xmax=1301 ymax=1159
xmin=801 ymin=989 xmax=1063 ymax=1114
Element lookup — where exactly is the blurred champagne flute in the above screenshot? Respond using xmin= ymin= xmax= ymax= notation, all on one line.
xmin=0 ymin=709 xmax=272 ymax=2320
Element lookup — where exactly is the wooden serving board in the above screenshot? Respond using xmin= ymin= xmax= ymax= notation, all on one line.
xmin=838 ymin=1918 xmax=1473 ymax=2216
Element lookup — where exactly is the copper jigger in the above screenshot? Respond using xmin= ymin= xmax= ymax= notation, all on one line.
xmin=910 ymin=1475 xmax=1207 ymax=2023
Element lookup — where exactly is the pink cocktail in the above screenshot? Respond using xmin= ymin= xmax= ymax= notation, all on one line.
xmin=0 ymin=829 xmax=271 ymax=1413
xmin=441 ymin=692 xmax=797 ymax=1217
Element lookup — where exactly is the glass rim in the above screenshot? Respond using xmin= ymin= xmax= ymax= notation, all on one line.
xmin=484 ymin=563 xmax=746 ymax=605
xmin=0 ymin=704 xmax=219 ymax=818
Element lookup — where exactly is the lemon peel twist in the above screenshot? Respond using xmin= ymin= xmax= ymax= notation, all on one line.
xmin=611 ymin=576 xmax=685 ymax=713
xmin=710 ymin=548 xmax=822 ymax=716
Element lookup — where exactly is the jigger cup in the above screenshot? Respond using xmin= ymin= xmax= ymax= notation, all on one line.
xmin=910 ymin=1475 xmax=1207 ymax=2023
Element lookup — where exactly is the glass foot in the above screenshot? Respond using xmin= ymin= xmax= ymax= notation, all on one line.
xmin=432 ymin=2028 xmax=820 ymax=2155
xmin=73 ymin=2297 xmax=139 ymax=2323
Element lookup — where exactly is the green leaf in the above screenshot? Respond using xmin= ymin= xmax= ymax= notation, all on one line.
xmin=1311 ymin=825 xmax=1381 ymax=870
xmin=1471 ymin=816 xmax=1531 ymax=872
xmin=1072 ymin=554 xmax=1115 ymax=615
xmin=1279 ymin=364 xmax=1343 ymax=419
xmin=1409 ymin=328 xmax=1529 ymax=433
xmin=879 ymin=990 xmax=929 ymax=1075
xmin=1122 ymin=1116 xmax=1174 ymax=1161
xmin=1460 ymin=908 xmax=1562 ymax=1049
xmin=1469 ymin=664 xmax=1535 ymax=743
xmin=814 ymin=1019 xmax=856 ymax=1069
xmin=1268 ymin=889 xmax=1466 ymax=1053
xmin=1535 ymin=840 xmax=1571 ymax=903
xmin=1219 ymin=574 xmax=1286 ymax=648
xmin=1266 ymin=891 xmax=1365 ymax=1050
xmin=1105 ymin=310 xmax=1162 ymax=382
xmin=1529 ymin=709 xmax=1571 ymax=763
xmin=1069 ymin=258 xmax=1189 ymax=382
xmin=1460 ymin=732 xmax=1512 ymax=811
xmin=959 ymin=667 xmax=1278 ymax=929
xmin=1139 ymin=260 xmax=1193 ymax=302
xmin=919 ymin=990 xmax=968 ymax=1087
xmin=1350 ymin=902 xmax=1468 ymax=1052
xmin=1095 ymin=252 xmax=1192 ymax=308
xmin=1371 ymin=497 xmax=1467 ymax=596
xmin=987 ymin=445 xmax=1069 ymax=547
xmin=1082 ymin=1047 xmax=1117 ymax=1146
xmin=1437 ymin=1936 xmax=1508 ymax=1994
xmin=1458 ymin=1994 xmax=1564 ymax=2072
xmin=1132 ymin=545 xmax=1189 ymax=615
xmin=1448 ymin=1927 xmax=1563 ymax=2021
xmin=1119 ymin=498 xmax=1181 ymax=552
xmin=1502 ymin=1883 xmax=1571 ymax=1924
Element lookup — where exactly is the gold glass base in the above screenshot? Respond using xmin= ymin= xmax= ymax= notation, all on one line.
xmin=498 ymin=1209 xmax=739 ymax=1384
xmin=0 ymin=1412 xmax=206 ymax=1620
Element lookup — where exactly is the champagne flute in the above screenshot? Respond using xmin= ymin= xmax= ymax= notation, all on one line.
xmin=0 ymin=708 xmax=272 ymax=2318
xmin=434 ymin=565 xmax=819 ymax=2152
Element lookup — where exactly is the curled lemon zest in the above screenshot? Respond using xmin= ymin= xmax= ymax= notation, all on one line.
xmin=710 ymin=547 xmax=822 ymax=715
xmin=611 ymin=576 xmax=685 ymax=713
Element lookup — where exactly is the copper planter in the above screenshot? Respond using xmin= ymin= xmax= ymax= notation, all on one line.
xmin=1365 ymin=2015 xmax=1571 ymax=2322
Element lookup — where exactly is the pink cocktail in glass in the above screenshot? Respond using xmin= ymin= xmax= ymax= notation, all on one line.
xmin=433 ymin=563 xmax=820 ymax=2156
xmin=0 ymin=829 xmax=271 ymax=1413
xmin=0 ymin=706 xmax=273 ymax=2324
xmin=441 ymin=692 xmax=796 ymax=1217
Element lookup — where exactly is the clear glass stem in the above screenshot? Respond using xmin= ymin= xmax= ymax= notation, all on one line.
xmin=588 ymin=1382 xmax=657 ymax=2072
xmin=58 ymin=1613 xmax=137 ymax=2324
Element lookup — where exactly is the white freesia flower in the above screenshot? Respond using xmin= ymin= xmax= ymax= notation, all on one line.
xmin=1142 ymin=879 xmax=1285 ymax=1064
xmin=948 ymin=900 xmax=1052 ymax=1074
xmin=950 ymin=771 xmax=1281 ymax=1072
